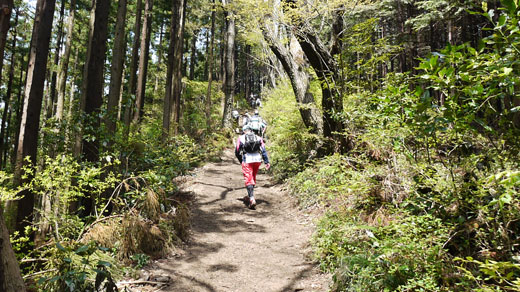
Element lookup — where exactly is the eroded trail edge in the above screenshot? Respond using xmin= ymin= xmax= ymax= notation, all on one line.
xmin=143 ymin=149 xmax=329 ymax=292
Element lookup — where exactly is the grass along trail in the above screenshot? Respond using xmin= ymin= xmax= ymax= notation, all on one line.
xmin=132 ymin=148 xmax=329 ymax=292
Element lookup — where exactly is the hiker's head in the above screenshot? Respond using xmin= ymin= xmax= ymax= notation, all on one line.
xmin=254 ymin=109 xmax=259 ymax=116
xmin=242 ymin=124 xmax=252 ymax=133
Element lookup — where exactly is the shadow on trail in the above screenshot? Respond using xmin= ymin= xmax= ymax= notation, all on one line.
xmin=278 ymin=264 xmax=317 ymax=292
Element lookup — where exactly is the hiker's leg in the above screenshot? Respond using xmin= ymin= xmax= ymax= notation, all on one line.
xmin=251 ymin=162 xmax=261 ymax=184
xmin=246 ymin=185 xmax=254 ymax=198
xmin=242 ymin=162 xmax=255 ymax=186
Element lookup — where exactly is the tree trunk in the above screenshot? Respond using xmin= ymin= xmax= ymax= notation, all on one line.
xmin=123 ymin=0 xmax=142 ymax=138
xmin=106 ymin=0 xmax=127 ymax=144
xmin=0 ymin=0 xmax=13 ymax=79
xmin=189 ymin=29 xmax=198 ymax=80
xmin=6 ymin=0 xmax=56 ymax=234
xmin=162 ymin=0 xmax=178 ymax=142
xmin=171 ymin=0 xmax=186 ymax=135
xmin=205 ymin=0 xmax=215 ymax=132
xmin=74 ymin=2 xmax=96 ymax=158
xmin=221 ymin=1 xmax=235 ymax=129
xmin=133 ymin=0 xmax=153 ymax=123
xmin=262 ymin=26 xmax=322 ymax=134
xmin=0 ymin=8 xmax=17 ymax=170
xmin=48 ymin=0 xmax=65 ymax=118
xmin=0 ymin=210 xmax=26 ymax=292
xmin=56 ymin=0 xmax=76 ymax=121
xmin=244 ymin=44 xmax=251 ymax=104
xmin=80 ymin=0 xmax=110 ymax=216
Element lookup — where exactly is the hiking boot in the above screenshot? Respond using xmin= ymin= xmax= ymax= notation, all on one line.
xmin=243 ymin=195 xmax=250 ymax=205
xmin=249 ymin=197 xmax=256 ymax=209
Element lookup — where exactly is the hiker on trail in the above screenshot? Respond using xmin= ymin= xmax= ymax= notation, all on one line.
xmin=255 ymin=97 xmax=262 ymax=108
xmin=247 ymin=109 xmax=267 ymax=138
xmin=235 ymin=124 xmax=270 ymax=209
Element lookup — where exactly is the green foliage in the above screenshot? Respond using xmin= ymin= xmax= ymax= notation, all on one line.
xmin=37 ymin=242 xmax=119 ymax=292
xmin=130 ymin=253 xmax=150 ymax=269
xmin=261 ymin=80 xmax=319 ymax=180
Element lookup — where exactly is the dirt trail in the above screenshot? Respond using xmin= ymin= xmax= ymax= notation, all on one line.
xmin=140 ymin=149 xmax=330 ymax=292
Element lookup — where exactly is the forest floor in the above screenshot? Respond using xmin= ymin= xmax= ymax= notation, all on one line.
xmin=123 ymin=149 xmax=330 ymax=292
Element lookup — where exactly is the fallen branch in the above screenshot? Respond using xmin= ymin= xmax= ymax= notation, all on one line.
xmin=23 ymin=268 xmax=58 ymax=279
xmin=117 ymin=280 xmax=168 ymax=286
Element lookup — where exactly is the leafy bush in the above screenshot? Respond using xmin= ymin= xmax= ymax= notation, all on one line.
xmin=262 ymin=79 xmax=319 ymax=180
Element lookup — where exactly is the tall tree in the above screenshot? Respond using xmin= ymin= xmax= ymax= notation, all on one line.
xmin=6 ymin=0 xmax=56 ymax=234
xmin=0 ymin=1 xmax=25 ymax=289
xmin=262 ymin=26 xmax=322 ymax=134
xmin=0 ymin=8 xmax=18 ymax=169
xmin=205 ymin=0 xmax=216 ymax=132
xmin=132 ymin=0 xmax=152 ymax=123
xmin=48 ymin=0 xmax=66 ymax=118
xmin=221 ymin=0 xmax=235 ymax=128
xmin=123 ymin=0 xmax=142 ymax=137
xmin=0 ymin=211 xmax=26 ymax=292
xmin=189 ymin=29 xmax=198 ymax=80
xmin=106 ymin=0 xmax=127 ymax=143
xmin=171 ymin=0 xmax=186 ymax=134
xmin=80 ymin=0 xmax=111 ymax=215
xmin=56 ymin=0 xmax=77 ymax=121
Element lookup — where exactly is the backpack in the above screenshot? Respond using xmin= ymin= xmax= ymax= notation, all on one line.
xmin=243 ymin=133 xmax=261 ymax=153
xmin=249 ymin=116 xmax=261 ymax=132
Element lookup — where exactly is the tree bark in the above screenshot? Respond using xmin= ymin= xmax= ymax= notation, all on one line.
xmin=189 ymin=29 xmax=198 ymax=80
xmin=262 ymin=26 xmax=322 ymax=134
xmin=6 ymin=0 xmax=56 ymax=234
xmin=0 ymin=0 xmax=13 ymax=79
xmin=171 ymin=0 xmax=186 ymax=135
xmin=205 ymin=0 xmax=215 ymax=132
xmin=81 ymin=0 xmax=110 ymax=163
xmin=56 ymin=0 xmax=76 ymax=121
xmin=0 ymin=210 xmax=26 ymax=292
xmin=123 ymin=0 xmax=142 ymax=139
xmin=221 ymin=1 xmax=235 ymax=129
xmin=133 ymin=0 xmax=153 ymax=123
xmin=48 ymin=0 xmax=65 ymax=118
xmin=106 ymin=0 xmax=127 ymax=144
xmin=0 ymin=8 xmax=17 ymax=169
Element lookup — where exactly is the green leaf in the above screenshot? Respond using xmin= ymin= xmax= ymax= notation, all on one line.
xmin=503 ymin=67 xmax=513 ymax=75
xmin=97 ymin=260 xmax=112 ymax=267
xmin=75 ymin=244 xmax=89 ymax=254
xmin=56 ymin=242 xmax=66 ymax=251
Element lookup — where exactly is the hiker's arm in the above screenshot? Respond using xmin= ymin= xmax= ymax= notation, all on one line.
xmin=235 ymin=139 xmax=243 ymax=163
xmin=260 ymin=140 xmax=270 ymax=165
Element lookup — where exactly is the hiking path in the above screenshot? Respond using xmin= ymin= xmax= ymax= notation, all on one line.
xmin=129 ymin=149 xmax=330 ymax=292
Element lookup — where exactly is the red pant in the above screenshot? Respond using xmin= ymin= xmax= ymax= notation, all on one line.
xmin=242 ymin=162 xmax=261 ymax=186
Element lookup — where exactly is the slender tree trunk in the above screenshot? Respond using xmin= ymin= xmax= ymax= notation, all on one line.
xmin=74 ymin=3 xmax=96 ymax=158
xmin=0 ymin=209 xmax=26 ymax=292
xmin=162 ymin=0 xmax=176 ymax=142
xmin=123 ymin=0 xmax=142 ymax=138
xmin=80 ymin=0 xmax=110 ymax=216
xmin=82 ymin=0 xmax=110 ymax=161
xmin=0 ymin=0 xmax=13 ymax=79
xmin=154 ymin=22 xmax=164 ymax=94
xmin=5 ymin=0 xmax=56 ymax=234
xmin=244 ymin=44 xmax=251 ymax=103
xmin=189 ymin=29 xmax=198 ymax=80
xmin=48 ymin=0 xmax=65 ymax=117
xmin=133 ymin=0 xmax=153 ymax=123
xmin=106 ymin=0 xmax=127 ymax=144
xmin=205 ymin=0 xmax=215 ymax=132
xmin=56 ymin=0 xmax=76 ymax=121
xmin=0 ymin=8 xmax=17 ymax=169
xmin=10 ymin=57 xmax=26 ymax=169
xmin=221 ymin=1 xmax=235 ymax=129
xmin=171 ymin=0 xmax=186 ymax=135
